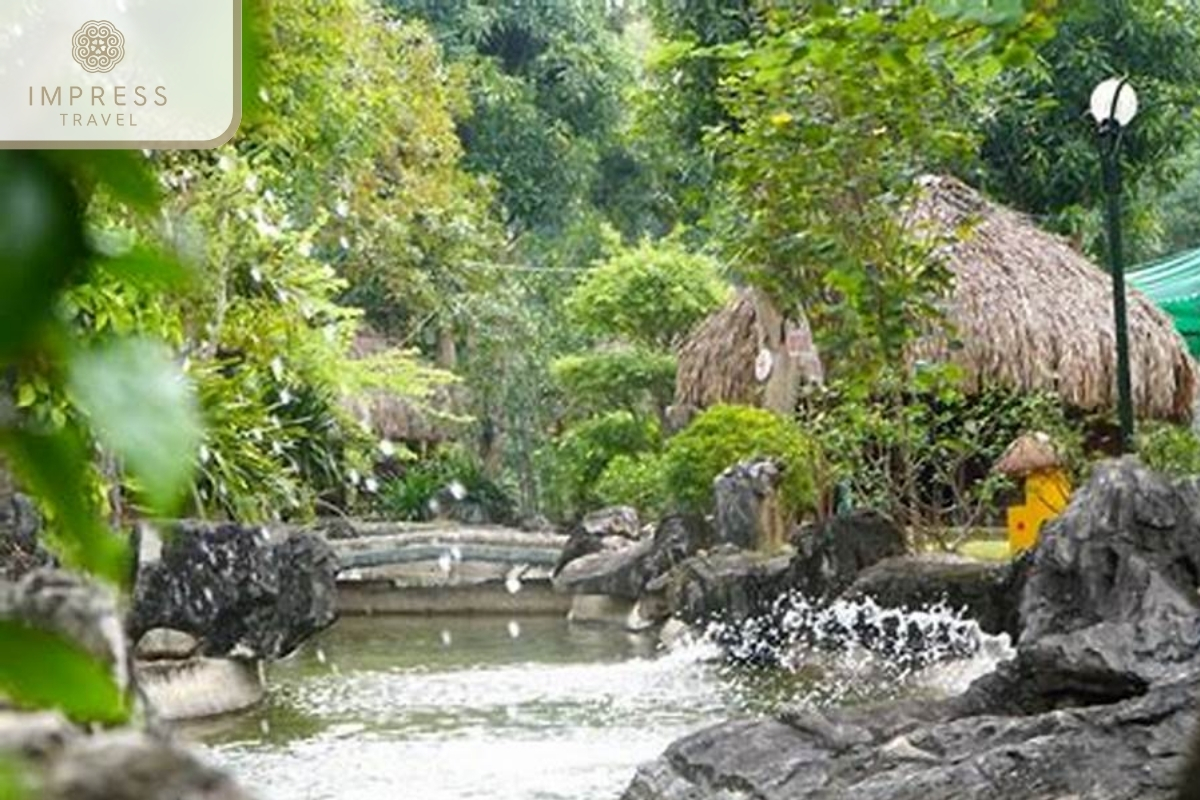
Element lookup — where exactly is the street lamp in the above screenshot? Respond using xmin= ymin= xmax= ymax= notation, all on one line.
xmin=1090 ymin=77 xmax=1139 ymax=453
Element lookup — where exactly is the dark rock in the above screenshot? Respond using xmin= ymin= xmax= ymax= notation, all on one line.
xmin=129 ymin=521 xmax=338 ymax=660
xmin=0 ymin=489 xmax=53 ymax=581
xmin=843 ymin=553 xmax=1026 ymax=639
xmin=714 ymin=458 xmax=786 ymax=550
xmin=786 ymin=510 xmax=907 ymax=598
xmin=624 ymin=676 xmax=1199 ymax=800
xmin=662 ymin=548 xmax=791 ymax=626
xmin=554 ymin=514 xmax=715 ymax=601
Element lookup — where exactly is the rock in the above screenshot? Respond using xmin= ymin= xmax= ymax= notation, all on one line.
xmin=714 ymin=458 xmax=786 ymax=551
xmin=843 ymin=553 xmax=1026 ymax=639
xmin=129 ymin=521 xmax=338 ymax=660
xmin=554 ymin=514 xmax=715 ymax=601
xmin=582 ymin=506 xmax=641 ymax=539
xmin=0 ymin=569 xmax=131 ymax=694
xmin=786 ymin=510 xmax=907 ymax=599
xmin=135 ymin=629 xmax=201 ymax=661
xmin=0 ymin=487 xmax=52 ymax=581
xmin=135 ymin=657 xmax=265 ymax=721
xmin=663 ymin=548 xmax=791 ymax=626
xmin=624 ymin=677 xmax=1199 ymax=800
xmin=568 ymin=594 xmax=636 ymax=625
xmin=41 ymin=729 xmax=254 ymax=800
xmin=1012 ymin=458 xmax=1200 ymax=704
xmin=622 ymin=459 xmax=1200 ymax=800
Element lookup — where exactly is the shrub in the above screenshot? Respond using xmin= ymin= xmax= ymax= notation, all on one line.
xmin=378 ymin=448 xmax=515 ymax=523
xmin=661 ymin=404 xmax=820 ymax=516
xmin=1137 ymin=422 xmax=1200 ymax=476
xmin=550 ymin=348 xmax=677 ymax=420
xmin=540 ymin=411 xmax=662 ymax=520
xmin=595 ymin=453 xmax=668 ymax=519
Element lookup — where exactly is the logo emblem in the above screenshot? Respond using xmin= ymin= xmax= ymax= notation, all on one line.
xmin=72 ymin=21 xmax=125 ymax=74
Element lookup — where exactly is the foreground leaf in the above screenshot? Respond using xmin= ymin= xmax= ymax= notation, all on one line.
xmin=0 ymin=620 xmax=127 ymax=724
xmin=0 ymin=426 xmax=129 ymax=586
xmin=67 ymin=338 xmax=202 ymax=515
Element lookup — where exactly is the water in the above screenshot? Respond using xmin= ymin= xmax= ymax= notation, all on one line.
xmin=188 ymin=608 xmax=1009 ymax=800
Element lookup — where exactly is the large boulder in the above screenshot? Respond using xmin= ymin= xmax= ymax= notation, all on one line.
xmin=786 ymin=510 xmax=907 ymax=599
xmin=0 ymin=486 xmax=51 ymax=581
xmin=129 ymin=521 xmax=338 ymax=660
xmin=554 ymin=514 xmax=714 ymax=601
xmin=714 ymin=458 xmax=786 ymax=551
xmin=660 ymin=548 xmax=791 ymax=626
xmin=844 ymin=553 xmax=1026 ymax=639
xmin=622 ymin=458 xmax=1200 ymax=800
xmin=0 ymin=711 xmax=253 ymax=800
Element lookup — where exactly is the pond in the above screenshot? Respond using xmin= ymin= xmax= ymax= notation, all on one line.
xmin=188 ymin=612 xmax=1004 ymax=800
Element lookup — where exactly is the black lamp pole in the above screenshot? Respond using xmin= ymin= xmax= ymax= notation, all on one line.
xmin=1095 ymin=80 xmax=1136 ymax=453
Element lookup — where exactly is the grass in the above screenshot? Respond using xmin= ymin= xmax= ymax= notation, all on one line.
xmin=956 ymin=538 xmax=1013 ymax=563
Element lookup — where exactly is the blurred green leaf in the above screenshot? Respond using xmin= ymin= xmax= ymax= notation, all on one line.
xmin=0 ymin=758 xmax=29 ymax=800
xmin=241 ymin=0 xmax=272 ymax=124
xmin=0 ymin=426 xmax=129 ymax=585
xmin=96 ymin=244 xmax=192 ymax=289
xmin=0 ymin=620 xmax=128 ymax=724
xmin=67 ymin=339 xmax=201 ymax=515
xmin=43 ymin=152 xmax=160 ymax=213
xmin=0 ymin=152 xmax=88 ymax=359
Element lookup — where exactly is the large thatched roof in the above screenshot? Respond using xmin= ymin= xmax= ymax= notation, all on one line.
xmin=676 ymin=176 xmax=1198 ymax=421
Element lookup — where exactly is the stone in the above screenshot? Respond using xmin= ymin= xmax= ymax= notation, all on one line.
xmin=0 ymin=487 xmax=52 ymax=581
xmin=134 ymin=658 xmax=265 ymax=721
xmin=135 ymin=628 xmax=201 ymax=661
xmin=786 ymin=510 xmax=907 ymax=599
xmin=553 ymin=514 xmax=715 ymax=601
xmin=663 ymin=548 xmax=791 ymax=626
xmin=713 ymin=458 xmax=786 ymax=551
xmin=843 ymin=553 xmax=1026 ymax=639
xmin=129 ymin=521 xmax=338 ymax=660
xmin=621 ymin=459 xmax=1200 ymax=800
xmin=582 ymin=506 xmax=641 ymax=539
xmin=624 ymin=677 xmax=1199 ymax=800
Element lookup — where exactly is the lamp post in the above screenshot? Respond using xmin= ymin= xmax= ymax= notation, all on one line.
xmin=1090 ymin=77 xmax=1139 ymax=453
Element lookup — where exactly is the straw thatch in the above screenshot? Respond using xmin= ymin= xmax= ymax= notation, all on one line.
xmin=993 ymin=432 xmax=1063 ymax=477
xmin=675 ymin=290 xmax=765 ymax=410
xmin=343 ymin=327 xmax=465 ymax=444
xmin=675 ymin=176 xmax=1198 ymax=422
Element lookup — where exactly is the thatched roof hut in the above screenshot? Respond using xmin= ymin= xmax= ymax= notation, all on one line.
xmin=343 ymin=327 xmax=466 ymax=445
xmin=676 ymin=175 xmax=1198 ymax=421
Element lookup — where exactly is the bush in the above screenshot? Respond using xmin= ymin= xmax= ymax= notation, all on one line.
xmin=595 ymin=453 xmax=668 ymax=519
xmin=540 ymin=411 xmax=662 ymax=520
xmin=378 ymin=448 xmax=515 ymax=523
xmin=550 ymin=348 xmax=677 ymax=420
xmin=1137 ymin=423 xmax=1200 ymax=476
xmin=661 ymin=404 xmax=820 ymax=516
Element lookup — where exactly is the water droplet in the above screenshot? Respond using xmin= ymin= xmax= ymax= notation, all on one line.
xmin=507 ymin=621 xmax=521 ymax=639
xmin=438 ymin=552 xmax=453 ymax=575
xmin=505 ymin=568 xmax=523 ymax=595
xmin=440 ymin=630 xmax=452 ymax=647
xmin=259 ymin=719 xmax=271 ymax=735
xmin=315 ymin=648 xmax=327 ymax=665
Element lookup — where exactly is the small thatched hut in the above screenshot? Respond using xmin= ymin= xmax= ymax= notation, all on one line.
xmin=343 ymin=327 xmax=466 ymax=447
xmin=676 ymin=175 xmax=1198 ymax=421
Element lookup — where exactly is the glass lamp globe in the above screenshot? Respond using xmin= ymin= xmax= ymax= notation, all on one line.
xmin=1090 ymin=78 xmax=1138 ymax=127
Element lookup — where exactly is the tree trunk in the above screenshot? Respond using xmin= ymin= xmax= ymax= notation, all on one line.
xmin=750 ymin=287 xmax=824 ymax=415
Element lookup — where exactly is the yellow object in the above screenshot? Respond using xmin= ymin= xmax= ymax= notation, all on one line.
xmin=1006 ymin=467 xmax=1071 ymax=554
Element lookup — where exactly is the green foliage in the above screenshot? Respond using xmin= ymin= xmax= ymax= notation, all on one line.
xmin=975 ymin=0 xmax=1200 ymax=260
xmin=550 ymin=348 xmax=676 ymax=421
xmin=0 ymin=621 xmax=127 ymax=724
xmin=377 ymin=447 xmax=515 ymax=523
xmin=541 ymin=411 xmax=662 ymax=520
xmin=567 ymin=237 xmax=728 ymax=349
xmin=710 ymin=1 xmax=1054 ymax=384
xmin=662 ymin=404 xmax=819 ymax=517
xmin=595 ymin=452 xmax=668 ymax=519
xmin=1136 ymin=422 xmax=1200 ymax=477
xmin=799 ymin=373 xmax=1085 ymax=538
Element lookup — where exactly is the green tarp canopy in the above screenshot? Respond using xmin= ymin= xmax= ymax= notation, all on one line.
xmin=1128 ymin=247 xmax=1200 ymax=359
